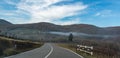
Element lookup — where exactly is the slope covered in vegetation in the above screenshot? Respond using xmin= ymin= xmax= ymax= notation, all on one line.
xmin=0 ymin=36 xmax=43 ymax=58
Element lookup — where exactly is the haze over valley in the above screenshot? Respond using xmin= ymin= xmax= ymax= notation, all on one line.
xmin=0 ymin=19 xmax=120 ymax=42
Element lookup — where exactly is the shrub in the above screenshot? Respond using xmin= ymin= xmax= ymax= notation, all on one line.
xmin=0 ymin=47 xmax=3 ymax=56
xmin=3 ymin=48 xmax=18 ymax=56
xmin=0 ymin=38 xmax=12 ymax=49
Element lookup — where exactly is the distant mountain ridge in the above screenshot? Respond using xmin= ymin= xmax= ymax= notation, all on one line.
xmin=0 ymin=19 xmax=12 ymax=25
xmin=0 ymin=19 xmax=13 ymax=30
xmin=0 ymin=19 xmax=120 ymax=41
xmin=2 ymin=22 xmax=101 ymax=34
xmin=0 ymin=19 xmax=120 ymax=35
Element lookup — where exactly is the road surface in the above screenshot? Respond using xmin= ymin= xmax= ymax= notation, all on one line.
xmin=5 ymin=43 xmax=83 ymax=58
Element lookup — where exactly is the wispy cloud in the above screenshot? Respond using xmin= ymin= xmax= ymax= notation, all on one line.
xmin=0 ymin=0 xmax=87 ymax=24
xmin=95 ymin=10 xmax=115 ymax=17
xmin=16 ymin=0 xmax=87 ymax=24
xmin=5 ymin=0 xmax=18 ymax=5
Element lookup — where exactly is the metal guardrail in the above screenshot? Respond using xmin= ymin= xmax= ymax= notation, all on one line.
xmin=77 ymin=45 xmax=93 ymax=55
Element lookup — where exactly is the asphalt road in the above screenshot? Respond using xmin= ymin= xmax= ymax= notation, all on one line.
xmin=5 ymin=43 xmax=83 ymax=58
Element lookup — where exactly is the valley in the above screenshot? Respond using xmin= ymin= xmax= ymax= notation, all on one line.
xmin=0 ymin=19 xmax=120 ymax=58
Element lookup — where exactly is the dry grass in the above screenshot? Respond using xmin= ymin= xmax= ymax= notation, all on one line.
xmin=57 ymin=43 xmax=95 ymax=58
xmin=0 ymin=36 xmax=44 ymax=57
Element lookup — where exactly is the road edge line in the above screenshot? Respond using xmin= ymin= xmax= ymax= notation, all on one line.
xmin=60 ymin=47 xmax=84 ymax=58
xmin=45 ymin=44 xmax=53 ymax=58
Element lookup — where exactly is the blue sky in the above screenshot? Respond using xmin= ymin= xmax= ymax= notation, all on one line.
xmin=0 ymin=0 xmax=120 ymax=27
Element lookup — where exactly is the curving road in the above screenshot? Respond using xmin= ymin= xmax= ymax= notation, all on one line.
xmin=5 ymin=43 xmax=83 ymax=58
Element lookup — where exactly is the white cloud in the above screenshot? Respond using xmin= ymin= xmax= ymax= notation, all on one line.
xmin=95 ymin=12 xmax=101 ymax=16
xmin=0 ymin=9 xmax=30 ymax=24
xmin=6 ymin=18 xmax=28 ymax=24
xmin=1 ymin=0 xmax=87 ymax=24
xmin=16 ymin=0 xmax=87 ymax=24
xmin=5 ymin=0 xmax=18 ymax=5
xmin=95 ymin=10 xmax=116 ymax=17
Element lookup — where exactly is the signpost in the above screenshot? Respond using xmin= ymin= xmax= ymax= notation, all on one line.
xmin=77 ymin=45 xmax=93 ymax=55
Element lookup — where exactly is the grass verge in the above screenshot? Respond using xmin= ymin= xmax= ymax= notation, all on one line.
xmin=0 ymin=36 xmax=44 ymax=57
xmin=57 ymin=43 xmax=96 ymax=58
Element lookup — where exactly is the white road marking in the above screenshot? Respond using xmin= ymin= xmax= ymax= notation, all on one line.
xmin=60 ymin=47 xmax=84 ymax=58
xmin=44 ymin=44 xmax=53 ymax=58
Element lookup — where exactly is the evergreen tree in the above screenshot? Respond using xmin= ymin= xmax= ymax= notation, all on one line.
xmin=68 ymin=33 xmax=73 ymax=41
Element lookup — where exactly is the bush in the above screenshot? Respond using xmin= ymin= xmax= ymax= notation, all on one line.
xmin=0 ymin=38 xmax=12 ymax=49
xmin=0 ymin=47 xmax=3 ymax=56
xmin=3 ymin=48 xmax=18 ymax=56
